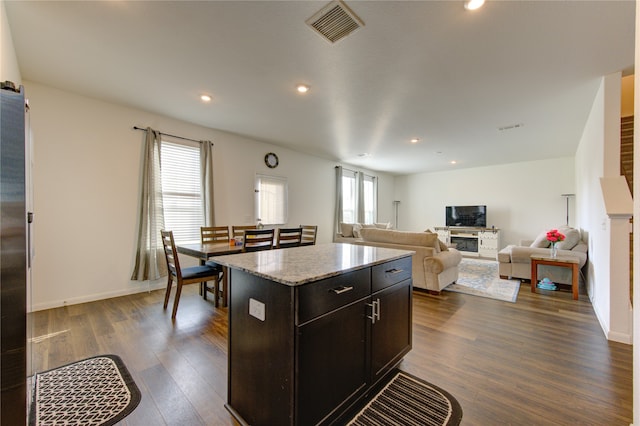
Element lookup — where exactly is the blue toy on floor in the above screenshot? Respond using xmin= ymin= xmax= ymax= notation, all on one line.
xmin=537 ymin=277 xmax=557 ymax=290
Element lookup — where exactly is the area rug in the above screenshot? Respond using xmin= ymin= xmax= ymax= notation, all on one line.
xmin=444 ymin=258 xmax=520 ymax=303
xmin=29 ymin=354 xmax=141 ymax=426
xmin=347 ymin=369 xmax=463 ymax=426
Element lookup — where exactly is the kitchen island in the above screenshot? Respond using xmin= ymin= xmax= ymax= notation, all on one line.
xmin=213 ymin=243 xmax=414 ymax=426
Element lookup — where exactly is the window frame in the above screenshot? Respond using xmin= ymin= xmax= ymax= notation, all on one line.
xmin=160 ymin=138 xmax=203 ymax=244
xmin=255 ymin=173 xmax=288 ymax=226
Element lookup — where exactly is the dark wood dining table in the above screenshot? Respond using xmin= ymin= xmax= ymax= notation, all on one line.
xmin=176 ymin=242 xmax=243 ymax=307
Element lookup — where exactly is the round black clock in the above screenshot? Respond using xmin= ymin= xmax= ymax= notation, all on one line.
xmin=265 ymin=152 xmax=279 ymax=168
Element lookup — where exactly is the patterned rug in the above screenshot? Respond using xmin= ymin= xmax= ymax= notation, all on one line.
xmin=347 ymin=369 xmax=463 ymax=426
xmin=29 ymin=354 xmax=141 ymax=426
xmin=445 ymin=258 xmax=520 ymax=302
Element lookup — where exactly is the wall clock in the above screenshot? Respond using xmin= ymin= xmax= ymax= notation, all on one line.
xmin=265 ymin=152 xmax=279 ymax=168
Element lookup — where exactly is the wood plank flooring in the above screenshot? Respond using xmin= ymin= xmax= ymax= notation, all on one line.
xmin=28 ymin=282 xmax=632 ymax=425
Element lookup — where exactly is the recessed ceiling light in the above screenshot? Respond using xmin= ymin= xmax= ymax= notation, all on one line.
xmin=200 ymin=94 xmax=212 ymax=102
xmin=410 ymin=138 xmax=420 ymax=144
xmin=464 ymin=0 xmax=485 ymax=10
xmin=450 ymin=160 xmax=457 ymax=165
xmin=296 ymin=84 xmax=310 ymax=94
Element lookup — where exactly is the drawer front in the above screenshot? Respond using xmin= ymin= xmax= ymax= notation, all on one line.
xmin=297 ymin=268 xmax=371 ymax=324
xmin=372 ymin=256 xmax=412 ymax=292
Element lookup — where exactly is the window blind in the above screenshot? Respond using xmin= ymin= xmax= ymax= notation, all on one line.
xmin=161 ymin=140 xmax=203 ymax=244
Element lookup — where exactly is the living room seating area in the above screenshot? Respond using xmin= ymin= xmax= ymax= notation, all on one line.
xmin=336 ymin=226 xmax=462 ymax=293
xmin=497 ymin=226 xmax=588 ymax=284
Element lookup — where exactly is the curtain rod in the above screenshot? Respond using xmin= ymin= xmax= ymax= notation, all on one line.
xmin=133 ymin=126 xmax=212 ymax=145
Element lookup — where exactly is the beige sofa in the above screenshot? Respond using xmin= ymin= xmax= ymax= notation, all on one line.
xmin=497 ymin=227 xmax=588 ymax=284
xmin=334 ymin=222 xmax=391 ymax=243
xmin=347 ymin=228 xmax=462 ymax=293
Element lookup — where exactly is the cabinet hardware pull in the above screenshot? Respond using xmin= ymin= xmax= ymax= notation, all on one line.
xmin=366 ymin=302 xmax=376 ymax=324
xmin=330 ymin=285 xmax=354 ymax=295
xmin=367 ymin=299 xmax=381 ymax=324
xmin=385 ymin=268 xmax=403 ymax=274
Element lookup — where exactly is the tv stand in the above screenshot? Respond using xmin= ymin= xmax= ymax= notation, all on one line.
xmin=434 ymin=227 xmax=501 ymax=259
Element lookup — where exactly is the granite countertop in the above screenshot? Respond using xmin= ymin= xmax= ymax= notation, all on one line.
xmin=212 ymin=243 xmax=414 ymax=286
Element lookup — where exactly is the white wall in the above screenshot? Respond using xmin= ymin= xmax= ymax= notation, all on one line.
xmin=24 ymin=81 xmax=395 ymax=310
xmin=1 ymin=0 xmax=21 ymax=85
xmin=394 ymin=157 xmax=575 ymax=249
xmin=575 ymin=74 xmax=633 ymax=344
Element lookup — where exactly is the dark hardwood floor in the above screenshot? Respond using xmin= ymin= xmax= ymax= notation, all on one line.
xmin=28 ymin=281 xmax=632 ymax=425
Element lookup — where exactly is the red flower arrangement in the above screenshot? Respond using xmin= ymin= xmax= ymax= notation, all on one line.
xmin=546 ymin=229 xmax=565 ymax=244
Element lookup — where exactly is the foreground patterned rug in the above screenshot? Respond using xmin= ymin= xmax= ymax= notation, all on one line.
xmin=29 ymin=354 xmax=141 ymax=426
xmin=445 ymin=257 xmax=520 ymax=302
xmin=347 ymin=369 xmax=463 ymax=426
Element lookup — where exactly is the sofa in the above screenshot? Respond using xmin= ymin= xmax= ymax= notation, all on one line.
xmin=497 ymin=226 xmax=588 ymax=284
xmin=342 ymin=227 xmax=462 ymax=293
xmin=334 ymin=222 xmax=392 ymax=243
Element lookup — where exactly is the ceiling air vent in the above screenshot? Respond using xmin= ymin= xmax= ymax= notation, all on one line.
xmin=306 ymin=0 xmax=364 ymax=44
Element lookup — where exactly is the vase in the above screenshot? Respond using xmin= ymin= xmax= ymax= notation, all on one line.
xmin=550 ymin=243 xmax=558 ymax=258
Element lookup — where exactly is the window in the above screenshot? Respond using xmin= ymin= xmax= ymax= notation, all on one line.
xmin=341 ymin=169 xmax=357 ymax=223
xmin=256 ymin=174 xmax=288 ymax=225
xmin=341 ymin=170 xmax=376 ymax=224
xmin=363 ymin=174 xmax=377 ymax=224
xmin=160 ymin=139 xmax=203 ymax=243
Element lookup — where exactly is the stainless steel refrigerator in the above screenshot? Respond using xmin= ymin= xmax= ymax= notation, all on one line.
xmin=1 ymin=81 xmax=30 ymax=425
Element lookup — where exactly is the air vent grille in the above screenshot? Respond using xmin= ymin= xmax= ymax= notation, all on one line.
xmin=306 ymin=1 xmax=364 ymax=44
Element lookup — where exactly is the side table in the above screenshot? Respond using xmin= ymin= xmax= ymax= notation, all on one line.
xmin=530 ymin=254 xmax=580 ymax=300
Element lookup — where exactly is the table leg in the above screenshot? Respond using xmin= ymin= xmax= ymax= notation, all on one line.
xmin=531 ymin=259 xmax=538 ymax=293
xmin=200 ymin=259 xmax=205 ymax=296
xmin=572 ymin=263 xmax=579 ymax=300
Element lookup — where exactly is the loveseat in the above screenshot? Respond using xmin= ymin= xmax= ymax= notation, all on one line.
xmin=497 ymin=226 xmax=588 ymax=285
xmin=346 ymin=228 xmax=462 ymax=293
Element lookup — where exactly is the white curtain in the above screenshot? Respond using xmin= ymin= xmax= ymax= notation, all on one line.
xmin=200 ymin=141 xmax=215 ymax=226
xmin=131 ymin=127 xmax=167 ymax=281
xmin=334 ymin=166 xmax=343 ymax=233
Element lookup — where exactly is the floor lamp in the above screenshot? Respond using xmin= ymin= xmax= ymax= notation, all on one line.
xmin=561 ymin=193 xmax=575 ymax=226
xmin=393 ymin=200 xmax=400 ymax=229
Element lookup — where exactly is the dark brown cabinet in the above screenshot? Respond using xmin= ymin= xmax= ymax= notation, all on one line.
xmin=226 ymin=255 xmax=412 ymax=426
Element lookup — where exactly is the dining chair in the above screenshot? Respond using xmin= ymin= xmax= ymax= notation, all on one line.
xmin=300 ymin=225 xmax=318 ymax=246
xmin=201 ymin=226 xmax=230 ymax=243
xmin=161 ymin=230 xmax=223 ymax=319
xmin=232 ymin=225 xmax=258 ymax=239
xmin=242 ymin=228 xmax=275 ymax=252
xmin=276 ymin=227 xmax=303 ymax=249
xmin=200 ymin=226 xmax=228 ymax=305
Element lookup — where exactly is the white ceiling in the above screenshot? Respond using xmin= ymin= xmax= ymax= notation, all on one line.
xmin=4 ymin=0 xmax=635 ymax=175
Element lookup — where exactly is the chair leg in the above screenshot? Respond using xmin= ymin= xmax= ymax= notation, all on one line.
xmin=221 ymin=268 xmax=228 ymax=308
xmin=214 ymin=276 xmax=220 ymax=308
xmin=203 ymin=280 xmax=208 ymax=301
xmin=171 ymin=281 xmax=183 ymax=319
xmin=163 ymin=275 xmax=173 ymax=310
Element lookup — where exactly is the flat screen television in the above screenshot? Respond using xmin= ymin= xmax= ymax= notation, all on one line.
xmin=445 ymin=205 xmax=487 ymax=228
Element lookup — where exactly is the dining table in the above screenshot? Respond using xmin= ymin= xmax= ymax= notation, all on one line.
xmin=176 ymin=242 xmax=244 ymax=307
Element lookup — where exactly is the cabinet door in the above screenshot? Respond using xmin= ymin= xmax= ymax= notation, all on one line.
xmin=297 ymin=299 xmax=369 ymax=426
xmin=371 ymin=279 xmax=412 ymax=385
xmin=479 ymin=231 xmax=499 ymax=258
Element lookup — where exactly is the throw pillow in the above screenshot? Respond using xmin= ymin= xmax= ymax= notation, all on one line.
xmin=375 ymin=222 xmax=392 ymax=229
xmin=556 ymin=227 xmax=581 ymax=250
xmin=352 ymin=223 xmax=363 ymax=238
xmin=424 ymin=229 xmax=448 ymax=252
xmin=530 ymin=232 xmax=551 ymax=248
xmin=340 ymin=223 xmax=354 ymax=238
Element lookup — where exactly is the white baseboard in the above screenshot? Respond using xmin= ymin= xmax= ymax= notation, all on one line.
xmin=29 ymin=280 xmax=167 ymax=312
